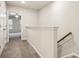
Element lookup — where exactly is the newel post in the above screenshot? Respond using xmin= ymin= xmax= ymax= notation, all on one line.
xmin=53 ymin=27 xmax=58 ymax=58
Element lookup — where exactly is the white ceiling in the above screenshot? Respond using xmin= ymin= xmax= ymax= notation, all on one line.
xmin=6 ymin=1 xmax=52 ymax=10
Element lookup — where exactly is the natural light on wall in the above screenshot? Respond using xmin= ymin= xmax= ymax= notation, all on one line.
xmin=21 ymin=1 xmax=26 ymax=4
xmin=52 ymin=1 xmax=65 ymax=23
xmin=53 ymin=1 xmax=64 ymax=12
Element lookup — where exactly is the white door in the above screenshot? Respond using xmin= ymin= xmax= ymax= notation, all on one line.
xmin=0 ymin=1 xmax=7 ymax=54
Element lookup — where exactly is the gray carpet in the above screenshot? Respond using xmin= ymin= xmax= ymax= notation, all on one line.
xmin=1 ymin=38 xmax=40 ymax=58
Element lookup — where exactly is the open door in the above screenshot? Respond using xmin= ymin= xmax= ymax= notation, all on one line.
xmin=8 ymin=14 xmax=21 ymax=39
xmin=0 ymin=1 xmax=8 ymax=55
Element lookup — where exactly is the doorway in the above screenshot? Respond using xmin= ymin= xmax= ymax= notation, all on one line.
xmin=9 ymin=13 xmax=21 ymax=39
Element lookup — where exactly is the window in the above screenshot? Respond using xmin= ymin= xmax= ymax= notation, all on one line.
xmin=9 ymin=19 xmax=12 ymax=29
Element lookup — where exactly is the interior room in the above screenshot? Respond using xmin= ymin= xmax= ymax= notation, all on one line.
xmin=0 ymin=1 xmax=79 ymax=58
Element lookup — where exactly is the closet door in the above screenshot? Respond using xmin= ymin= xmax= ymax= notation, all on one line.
xmin=0 ymin=1 xmax=7 ymax=55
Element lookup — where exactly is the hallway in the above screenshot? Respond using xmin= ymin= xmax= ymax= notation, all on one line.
xmin=1 ymin=38 xmax=40 ymax=58
xmin=0 ymin=1 xmax=79 ymax=58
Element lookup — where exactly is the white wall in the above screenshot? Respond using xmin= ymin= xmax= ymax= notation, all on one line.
xmin=7 ymin=6 xmax=39 ymax=40
xmin=39 ymin=1 xmax=79 ymax=57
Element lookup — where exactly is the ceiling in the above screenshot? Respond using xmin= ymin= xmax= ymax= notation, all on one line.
xmin=6 ymin=1 xmax=52 ymax=10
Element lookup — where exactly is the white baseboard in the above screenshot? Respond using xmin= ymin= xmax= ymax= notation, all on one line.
xmin=27 ymin=40 xmax=44 ymax=58
xmin=61 ymin=52 xmax=79 ymax=58
xmin=0 ymin=43 xmax=6 ymax=56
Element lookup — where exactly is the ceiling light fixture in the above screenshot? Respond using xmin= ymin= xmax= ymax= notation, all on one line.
xmin=15 ymin=15 xmax=18 ymax=18
xmin=15 ymin=13 xmax=19 ymax=18
xmin=21 ymin=1 xmax=26 ymax=4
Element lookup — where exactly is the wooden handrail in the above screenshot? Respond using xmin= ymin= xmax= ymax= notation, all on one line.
xmin=57 ymin=32 xmax=72 ymax=43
